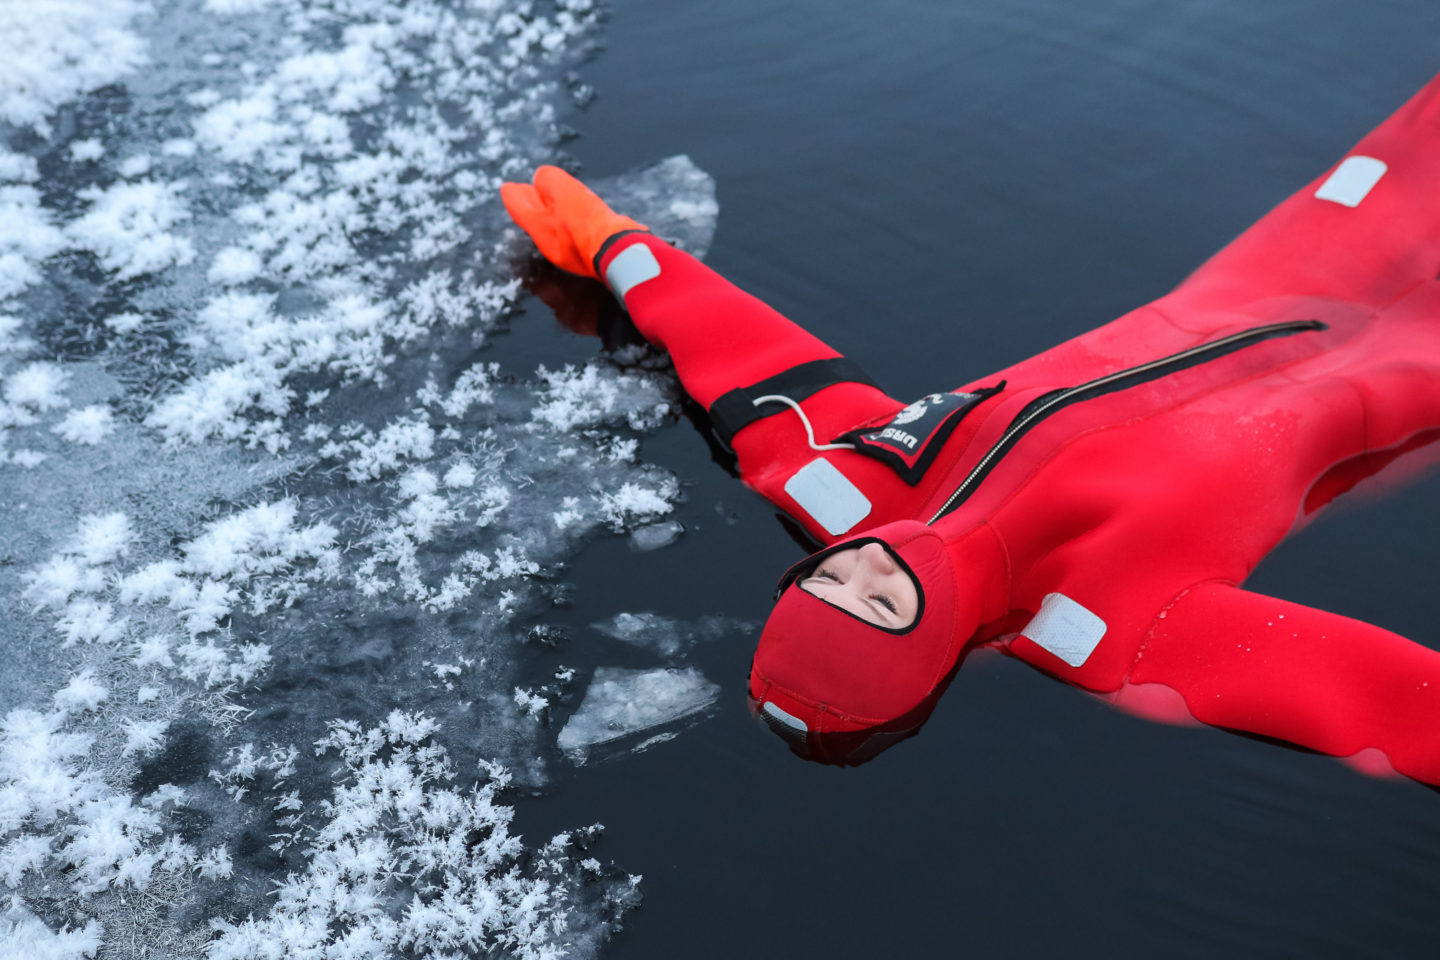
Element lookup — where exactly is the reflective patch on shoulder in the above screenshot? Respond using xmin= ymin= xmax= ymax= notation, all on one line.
xmin=1314 ymin=155 xmax=1387 ymax=208
xmin=605 ymin=243 xmax=661 ymax=302
xmin=783 ymin=458 xmax=872 ymax=536
xmin=1023 ymin=592 xmax=1107 ymax=668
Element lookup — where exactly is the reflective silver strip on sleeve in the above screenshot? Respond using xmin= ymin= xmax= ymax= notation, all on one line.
xmin=1022 ymin=592 xmax=1107 ymax=667
xmin=762 ymin=701 xmax=807 ymax=734
xmin=1314 ymin=155 xmax=1386 ymax=207
xmin=783 ymin=458 xmax=872 ymax=536
xmin=605 ymin=243 xmax=662 ymax=302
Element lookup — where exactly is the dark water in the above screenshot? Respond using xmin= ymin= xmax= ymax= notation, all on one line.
xmin=508 ymin=1 xmax=1440 ymax=958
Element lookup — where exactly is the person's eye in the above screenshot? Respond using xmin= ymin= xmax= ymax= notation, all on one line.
xmin=814 ymin=568 xmax=841 ymax=583
xmin=870 ymin=593 xmax=897 ymax=614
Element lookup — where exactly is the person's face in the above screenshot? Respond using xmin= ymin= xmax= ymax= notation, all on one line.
xmin=797 ymin=542 xmax=920 ymax=628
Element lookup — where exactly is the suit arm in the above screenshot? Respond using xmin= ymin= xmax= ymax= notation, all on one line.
xmin=1163 ymin=71 xmax=1440 ymax=316
xmin=597 ymin=233 xmax=907 ymax=533
xmin=1127 ymin=580 xmax=1440 ymax=784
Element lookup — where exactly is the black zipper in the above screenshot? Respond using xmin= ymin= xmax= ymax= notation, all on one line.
xmin=927 ymin=318 xmax=1326 ymax=525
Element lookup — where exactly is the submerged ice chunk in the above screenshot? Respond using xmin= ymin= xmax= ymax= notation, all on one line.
xmin=629 ymin=519 xmax=684 ymax=552
xmin=557 ymin=667 xmax=720 ymax=760
xmin=593 ymin=155 xmax=719 ymax=260
xmin=590 ymin=611 xmax=748 ymax=657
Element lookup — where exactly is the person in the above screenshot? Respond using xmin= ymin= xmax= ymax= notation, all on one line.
xmin=501 ymin=71 xmax=1440 ymax=784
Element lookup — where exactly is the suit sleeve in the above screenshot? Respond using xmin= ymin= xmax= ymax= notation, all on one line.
xmin=596 ymin=233 xmax=908 ymax=532
xmin=1127 ymin=581 xmax=1440 ymax=784
xmin=1161 ymin=71 xmax=1440 ymax=317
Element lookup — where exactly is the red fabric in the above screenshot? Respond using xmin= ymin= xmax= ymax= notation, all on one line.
xmin=1129 ymin=582 xmax=1440 ymax=784
xmin=599 ymin=71 xmax=1440 ymax=780
xmin=748 ymin=521 xmax=962 ymax=729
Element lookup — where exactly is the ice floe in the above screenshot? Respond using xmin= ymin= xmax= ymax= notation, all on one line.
xmin=558 ymin=667 xmax=722 ymax=763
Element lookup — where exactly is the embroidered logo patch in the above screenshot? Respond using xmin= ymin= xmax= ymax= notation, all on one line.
xmin=835 ymin=384 xmax=1004 ymax=485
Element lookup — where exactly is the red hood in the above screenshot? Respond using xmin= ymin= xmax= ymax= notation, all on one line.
xmin=749 ymin=519 xmax=997 ymax=762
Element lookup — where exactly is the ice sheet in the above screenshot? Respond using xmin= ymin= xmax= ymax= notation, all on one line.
xmin=557 ymin=667 xmax=722 ymax=763
xmin=0 ymin=0 xmax=717 ymax=953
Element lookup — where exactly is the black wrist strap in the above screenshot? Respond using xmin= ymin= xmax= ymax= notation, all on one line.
xmin=708 ymin=357 xmax=882 ymax=447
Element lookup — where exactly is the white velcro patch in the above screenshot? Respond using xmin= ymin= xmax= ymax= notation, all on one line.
xmin=1314 ymin=155 xmax=1387 ymax=208
xmin=783 ymin=458 xmax=872 ymax=536
xmin=605 ymin=243 xmax=661 ymax=302
xmin=1022 ymin=592 xmax=1107 ymax=668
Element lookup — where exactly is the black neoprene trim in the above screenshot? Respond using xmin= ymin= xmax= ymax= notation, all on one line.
xmin=709 ymin=357 xmax=882 ymax=446
xmin=591 ymin=229 xmax=653 ymax=279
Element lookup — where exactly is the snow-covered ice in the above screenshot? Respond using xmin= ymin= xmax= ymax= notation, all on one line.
xmin=0 ymin=0 xmax=150 ymax=136
xmin=0 ymin=0 xmax=719 ymax=954
xmin=1 ymin=899 xmax=102 ymax=959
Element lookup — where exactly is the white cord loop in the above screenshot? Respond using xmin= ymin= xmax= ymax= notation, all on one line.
xmin=751 ymin=394 xmax=856 ymax=451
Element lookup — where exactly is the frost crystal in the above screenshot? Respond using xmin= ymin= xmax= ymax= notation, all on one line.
xmin=207 ymin=714 xmax=609 ymax=960
xmin=1 ymin=900 xmax=103 ymax=959
xmin=0 ymin=0 xmax=149 ymax=135
xmin=599 ymin=479 xmax=679 ymax=530
xmin=4 ymin=362 xmax=70 ymax=411
xmin=67 ymin=179 xmax=195 ymax=280
xmin=53 ymin=406 xmax=116 ymax=445
xmin=54 ymin=672 xmax=109 ymax=714
xmin=0 ymin=187 xmax=65 ymax=301
xmin=206 ymin=247 xmax=263 ymax=286
xmin=69 ymin=139 xmax=105 ymax=163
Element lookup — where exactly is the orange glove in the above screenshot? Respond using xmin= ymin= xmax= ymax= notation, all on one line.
xmin=500 ymin=165 xmax=648 ymax=280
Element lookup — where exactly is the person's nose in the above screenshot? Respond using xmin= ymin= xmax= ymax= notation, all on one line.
xmin=857 ymin=541 xmax=897 ymax=577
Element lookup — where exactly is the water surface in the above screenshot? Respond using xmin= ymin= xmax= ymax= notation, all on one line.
xmin=525 ymin=2 xmax=1440 ymax=957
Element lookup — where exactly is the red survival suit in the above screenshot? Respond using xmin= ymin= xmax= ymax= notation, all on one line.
xmin=554 ymin=75 xmax=1440 ymax=783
